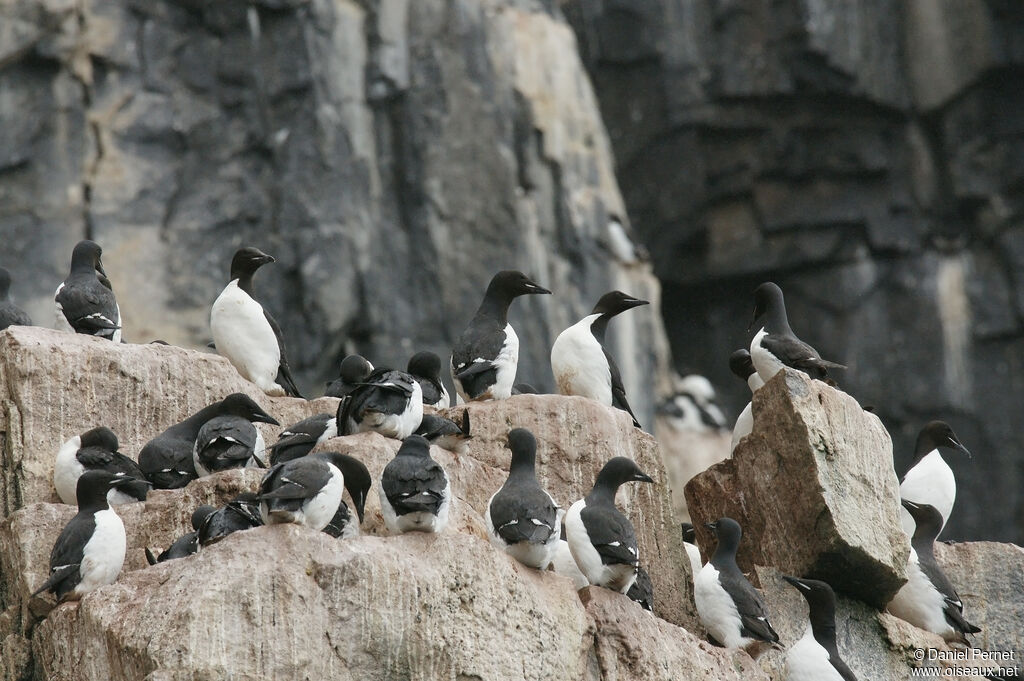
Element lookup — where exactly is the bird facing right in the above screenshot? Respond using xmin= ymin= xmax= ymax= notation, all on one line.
xmin=782 ymin=576 xmax=858 ymax=681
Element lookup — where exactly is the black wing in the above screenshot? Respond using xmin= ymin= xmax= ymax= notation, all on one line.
xmin=604 ymin=347 xmax=640 ymax=428
xmin=269 ymin=413 xmax=333 ymax=465
xmin=76 ymin=446 xmax=146 ymax=479
xmin=489 ymin=484 xmax=557 ymax=545
xmin=417 ymin=377 xmax=444 ymax=406
xmin=717 ymin=568 xmax=780 ymax=644
xmin=579 ymin=504 xmax=640 ymax=567
xmin=33 ymin=513 xmax=95 ymax=599
xmin=259 ymin=459 xmax=331 ymax=507
xmin=760 ymin=334 xmax=845 ymax=378
xmin=199 ymin=496 xmax=263 ymax=546
xmin=156 ymin=531 xmax=200 ymax=562
xmin=139 ymin=437 xmax=198 ymax=490
xmin=626 ymin=566 xmax=654 ymax=611
xmin=322 ymin=501 xmax=353 ymax=538
xmin=451 ymin=318 xmax=506 ymax=398
xmin=917 ymin=558 xmax=982 ymax=636
xmin=341 ymin=370 xmax=417 ymax=431
xmin=196 ymin=416 xmax=259 ymax=472
xmin=261 ymin=307 xmax=303 ymax=398
xmin=381 ymin=456 xmax=448 ymax=515
xmin=56 ymin=277 xmax=120 ymax=337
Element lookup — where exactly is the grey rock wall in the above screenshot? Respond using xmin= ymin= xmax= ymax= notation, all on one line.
xmin=563 ymin=0 xmax=1024 ymax=543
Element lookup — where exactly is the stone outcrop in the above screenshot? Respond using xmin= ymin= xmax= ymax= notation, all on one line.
xmin=685 ymin=369 xmax=909 ymax=608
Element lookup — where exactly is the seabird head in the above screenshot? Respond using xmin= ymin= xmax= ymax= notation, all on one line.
xmin=396 ymin=434 xmax=433 ymax=459
xmin=706 ymin=517 xmax=742 ymax=557
xmin=70 ymin=240 xmax=106 ymax=276
xmin=79 ymin=426 xmax=119 ymax=453
xmin=728 ymin=349 xmax=756 ymax=381
xmin=339 ymin=354 xmax=374 ymax=383
xmin=591 ymin=290 xmax=649 ymax=318
xmin=407 ymin=351 xmax=442 ymax=381
xmin=0 ymin=267 xmax=11 ymax=299
xmin=901 ymin=499 xmax=944 ymax=544
xmin=681 ymin=522 xmax=696 ymax=544
xmin=191 ymin=505 xmax=217 ymax=531
xmin=590 ymin=456 xmax=653 ymax=502
xmin=229 ymin=247 xmax=275 ymax=281
xmin=782 ymin=575 xmax=838 ymax=630
xmin=486 ymin=270 xmax=552 ymax=300
xmin=506 ymin=427 xmax=538 ymax=473
xmin=218 ymin=393 xmax=280 ymax=426
xmin=316 ymin=451 xmax=372 ymax=522
xmin=748 ymin=281 xmax=786 ymax=332
xmin=916 ymin=420 xmax=971 ymax=459
xmin=75 ymin=470 xmax=134 ymax=509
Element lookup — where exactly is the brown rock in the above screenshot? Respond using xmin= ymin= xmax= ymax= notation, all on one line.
xmin=685 ymin=369 xmax=909 ymax=608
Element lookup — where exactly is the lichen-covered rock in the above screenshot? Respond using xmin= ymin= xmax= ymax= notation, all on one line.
xmin=685 ymin=369 xmax=909 ymax=608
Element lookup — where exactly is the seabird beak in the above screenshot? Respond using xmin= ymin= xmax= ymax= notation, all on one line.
xmin=950 ymin=438 xmax=971 ymax=458
xmin=259 ymin=254 xmax=276 ymax=265
xmin=623 ymin=297 xmax=650 ymax=310
xmin=95 ymin=258 xmax=108 ymax=278
xmin=523 ymin=279 xmax=551 ymax=295
xmin=782 ymin=575 xmax=811 ymax=591
xmin=633 ymin=472 xmax=654 ymax=483
xmin=900 ymin=499 xmax=921 ymax=512
xmin=747 ymin=302 xmax=763 ymax=332
xmin=250 ymin=410 xmax=280 ymax=426
xmin=705 ymin=521 xmax=718 ymax=532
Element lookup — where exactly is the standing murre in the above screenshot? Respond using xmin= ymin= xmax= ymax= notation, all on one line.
xmin=259 ymin=451 xmax=370 ymax=532
xmin=32 ymin=471 xmax=130 ymax=602
xmin=626 ymin=566 xmax=654 ymax=611
xmin=551 ymin=291 xmax=648 ymax=428
xmin=887 ymin=500 xmax=981 ymax=644
xmin=379 ymin=435 xmax=451 ymax=534
xmin=139 ymin=393 xmax=278 ymax=490
xmin=339 ymin=367 xmax=423 ymax=440
xmin=407 ymin=351 xmax=450 ymax=408
xmin=268 ymin=413 xmax=338 ymax=465
xmin=321 ymin=458 xmax=372 ymax=539
xmin=210 ymin=247 xmax=303 ymax=397
xmin=192 ymin=415 xmax=267 ymax=476
xmin=54 ymin=240 xmax=122 ymax=342
xmin=899 ymin=421 xmax=970 ymax=537
xmin=451 ymin=270 xmax=551 ymax=402
xmin=54 ymin=427 xmax=150 ymax=506
xmin=748 ymin=282 xmax=845 ymax=384
xmin=484 ymin=428 xmax=561 ymax=570
xmin=694 ymin=517 xmax=780 ymax=657
xmin=729 ymin=349 xmax=764 ymax=452
xmin=0 ymin=267 xmax=32 ymax=330
xmin=324 ymin=354 xmax=374 ymax=399
xmin=782 ymin=576 xmax=858 ymax=681
xmin=564 ymin=457 xmax=653 ymax=593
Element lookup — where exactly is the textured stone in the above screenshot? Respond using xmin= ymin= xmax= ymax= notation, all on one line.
xmin=685 ymin=369 xmax=909 ymax=608
xmin=654 ymin=421 xmax=730 ymax=523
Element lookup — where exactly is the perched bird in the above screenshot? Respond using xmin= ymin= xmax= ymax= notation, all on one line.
xmin=656 ymin=374 xmax=728 ymax=433
xmin=550 ymin=290 xmax=649 ymax=428
xmin=748 ymin=282 xmax=844 ymax=383
xmin=324 ymin=354 xmax=374 ymax=399
xmin=627 ymin=566 xmax=654 ymax=611
xmin=145 ymin=505 xmax=217 ymax=564
xmin=54 ymin=240 xmax=122 ymax=342
xmin=564 ymin=456 xmax=653 ymax=593
xmin=551 ymin=534 xmax=590 ymax=589
xmin=484 ymin=428 xmax=561 ymax=569
xmin=54 ymin=427 xmax=150 ymax=505
xmin=198 ymin=493 xmax=264 ymax=546
xmin=694 ymin=517 xmax=780 ymax=656
xmin=258 ymin=452 xmax=370 ymax=533
xmin=192 ymin=416 xmax=266 ymax=476
xmin=378 ymin=435 xmax=451 ymax=534
xmin=210 ymin=247 xmax=302 ymax=397
xmin=321 ymin=460 xmax=373 ymax=539
xmin=681 ymin=522 xmax=703 ymax=579
xmin=139 ymin=393 xmax=279 ymax=490
xmin=31 ymin=471 xmax=130 ymax=602
xmin=451 ymin=270 xmax=551 ymax=402
xmin=339 ymin=368 xmax=423 ymax=440
xmin=899 ymin=421 xmax=970 ymax=537
xmin=268 ymin=413 xmax=338 ymax=465
xmin=407 ymin=351 xmax=450 ymax=408
xmin=729 ymin=349 xmax=764 ymax=452
xmin=0 ymin=267 xmax=32 ymax=330
xmin=414 ymin=411 xmax=471 ymax=454
xmin=782 ymin=576 xmax=858 ymax=681
xmin=887 ymin=500 xmax=981 ymax=645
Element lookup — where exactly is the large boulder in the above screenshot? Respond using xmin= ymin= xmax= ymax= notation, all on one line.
xmin=685 ymin=369 xmax=909 ymax=608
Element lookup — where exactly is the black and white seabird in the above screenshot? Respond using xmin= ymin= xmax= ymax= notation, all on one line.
xmin=748 ymin=282 xmax=845 ymax=383
xmin=694 ymin=517 xmax=780 ymax=656
xmin=54 ymin=427 xmax=150 ymax=506
xmin=782 ymin=576 xmax=858 ymax=681
xmin=258 ymin=451 xmax=369 ymax=533
xmin=626 ymin=566 xmax=655 ymax=611
xmin=268 ymin=413 xmax=338 ymax=465
xmin=54 ymin=240 xmax=122 ymax=342
xmin=193 ymin=415 xmax=267 ymax=476
xmin=414 ymin=411 xmax=472 ymax=454
xmin=564 ymin=456 xmax=653 ymax=593
xmin=0 ymin=267 xmax=32 ymax=330
xmin=899 ymin=421 xmax=970 ymax=537
xmin=210 ymin=247 xmax=303 ymax=397
xmin=321 ymin=458 xmax=372 ymax=539
xmin=656 ymin=374 xmax=728 ymax=433
xmin=139 ymin=393 xmax=279 ymax=490
xmin=550 ymin=291 xmax=648 ymax=428
xmin=887 ymin=500 xmax=981 ymax=644
xmin=338 ymin=367 xmax=423 ymax=440
xmin=551 ymin=532 xmax=590 ymax=589
xmin=197 ymin=493 xmax=264 ymax=547
xmin=145 ymin=505 xmax=217 ymax=564
xmin=378 ymin=435 xmax=451 ymax=534
xmin=451 ymin=270 xmax=551 ymax=402
xmin=324 ymin=354 xmax=374 ymax=399
xmin=484 ymin=428 xmax=561 ymax=569
xmin=407 ymin=351 xmax=450 ymax=408
xmin=32 ymin=471 xmax=130 ymax=602
xmin=681 ymin=522 xmax=704 ymax=579
xmin=729 ymin=349 xmax=764 ymax=452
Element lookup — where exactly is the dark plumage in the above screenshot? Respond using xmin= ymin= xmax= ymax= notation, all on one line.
xmin=54 ymin=426 xmax=150 ymax=505
xmin=325 ymin=354 xmax=374 ymax=399
xmin=55 ymin=240 xmax=121 ymax=341
xmin=783 ymin=576 xmax=859 ymax=681
xmin=626 ymin=566 xmax=654 ymax=611
xmin=338 ymin=368 xmax=423 ymax=440
xmin=145 ymin=505 xmax=217 ymax=564
xmin=0 ymin=267 xmax=31 ymax=330
xmin=259 ymin=452 xmax=370 ymax=532
xmin=193 ymin=416 xmax=265 ymax=475
xmin=198 ymin=493 xmax=264 ymax=547
xmin=414 ymin=411 xmax=471 ymax=453
xmin=407 ymin=351 xmax=450 ymax=408
xmin=268 ymin=413 xmax=338 ymax=465
xmin=379 ymin=435 xmax=450 ymax=533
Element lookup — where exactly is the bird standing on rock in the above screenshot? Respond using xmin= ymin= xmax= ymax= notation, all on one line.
xmin=339 ymin=367 xmax=423 ymax=440
xmin=211 ymin=247 xmax=303 ymax=397
xmin=268 ymin=413 xmax=338 ymax=465
xmin=782 ymin=576 xmax=858 ymax=681
xmin=54 ymin=426 xmax=150 ymax=506
xmin=55 ymin=240 xmax=122 ymax=342
xmin=729 ymin=349 xmax=764 ymax=452
xmin=259 ymin=452 xmax=370 ymax=533
xmin=748 ymin=282 xmax=845 ymax=383
xmin=0 ymin=267 xmax=32 ymax=330
xmin=451 ymin=270 xmax=551 ymax=402
xmin=551 ymin=290 xmax=648 ymax=428
xmin=324 ymin=354 xmax=374 ymax=399
xmin=379 ymin=435 xmax=451 ymax=534
xmin=899 ymin=420 xmax=970 ymax=537
xmin=192 ymin=415 xmax=267 ymax=476
xmin=407 ymin=351 xmax=450 ymax=408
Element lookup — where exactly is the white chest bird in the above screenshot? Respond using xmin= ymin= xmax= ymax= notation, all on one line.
xmin=899 ymin=420 xmax=970 ymax=537
xmin=782 ymin=576 xmax=858 ymax=681
xmin=211 ymin=247 xmax=302 ymax=397
xmin=258 ymin=452 xmax=370 ymax=533
xmin=728 ymin=349 xmax=764 ymax=452
xmin=551 ymin=290 xmax=648 ymax=428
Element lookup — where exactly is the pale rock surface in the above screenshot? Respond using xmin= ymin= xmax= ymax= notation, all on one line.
xmin=684 ymin=369 xmax=909 ymax=608
xmin=654 ymin=422 xmax=730 ymax=523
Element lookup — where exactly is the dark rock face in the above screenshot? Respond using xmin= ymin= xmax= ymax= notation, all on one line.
xmin=564 ymin=0 xmax=1024 ymax=543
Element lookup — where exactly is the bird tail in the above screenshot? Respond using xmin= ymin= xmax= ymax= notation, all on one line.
xmin=31 ymin=564 xmax=77 ymax=597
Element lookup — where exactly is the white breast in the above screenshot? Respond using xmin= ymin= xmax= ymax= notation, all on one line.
xmin=551 ymin=315 xmax=612 ymax=405
xmin=551 ymin=538 xmax=590 ymax=589
xmin=490 ymin=323 xmax=520 ymax=400
xmin=886 ymin=548 xmax=952 ymax=637
xmin=750 ymin=327 xmax=785 ymax=384
xmin=54 ymin=436 xmax=84 ymax=505
xmin=900 ymin=450 xmax=955 ymax=535
xmin=731 ymin=402 xmax=754 ymax=453
xmin=302 ymin=464 xmax=344 ymax=531
xmin=76 ymin=509 xmax=126 ymax=597
xmin=785 ymin=626 xmax=844 ymax=681
xmin=211 ymin=280 xmax=283 ymax=395
xmin=564 ymin=499 xmax=636 ymax=593
xmin=694 ymin=563 xmax=750 ymax=648
xmin=683 ymin=542 xmax=703 ymax=581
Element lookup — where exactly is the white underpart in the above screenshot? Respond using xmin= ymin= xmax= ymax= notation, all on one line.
xmin=261 ymin=464 xmax=343 ymax=531
xmin=900 ymin=449 xmax=955 ymax=536
xmin=731 ymin=402 xmax=754 ymax=453
xmin=428 ymin=384 xmax=451 ymax=410
xmin=106 ymin=488 xmax=140 ymax=506
xmin=54 ymin=436 xmax=85 ymax=505
xmin=551 ymin=314 xmax=612 ymax=405
xmin=356 ymin=381 xmax=423 ymax=440
xmin=565 ymin=499 xmax=637 ymax=593
xmin=694 ymin=562 xmax=753 ymax=648
xmin=886 ymin=547 xmax=954 ymax=638
xmin=74 ymin=508 xmax=126 ymax=597
xmin=750 ymin=327 xmax=785 ymax=384
xmin=378 ymin=469 xmax=451 ymax=534
xmin=484 ymin=492 xmax=560 ymax=570
xmin=488 ymin=323 xmax=519 ymax=400
xmin=551 ymin=538 xmax=589 ymax=589
xmin=748 ymin=373 xmax=765 ymax=393
xmin=683 ymin=541 xmax=703 ymax=581
xmin=211 ymin=279 xmax=284 ymax=396
xmin=247 ymin=430 xmax=267 ymax=468
xmin=785 ymin=624 xmax=844 ymax=681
